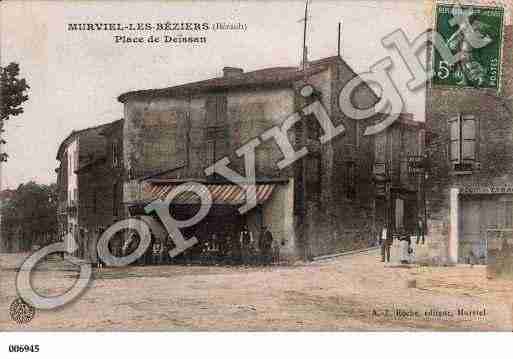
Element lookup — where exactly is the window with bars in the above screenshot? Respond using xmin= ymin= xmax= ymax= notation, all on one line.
xmin=112 ymin=141 xmax=119 ymax=168
xmin=449 ymin=115 xmax=478 ymax=170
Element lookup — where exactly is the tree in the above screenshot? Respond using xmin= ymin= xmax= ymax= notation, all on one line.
xmin=0 ymin=62 xmax=30 ymax=162
xmin=1 ymin=182 xmax=57 ymax=251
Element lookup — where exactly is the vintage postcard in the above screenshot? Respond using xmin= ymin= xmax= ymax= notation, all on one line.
xmin=1 ymin=0 xmax=513 ymax=354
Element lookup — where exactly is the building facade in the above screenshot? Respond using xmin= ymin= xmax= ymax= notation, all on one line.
xmin=119 ymin=56 xmax=423 ymax=261
xmin=56 ymin=119 xmax=124 ymax=260
xmin=372 ymin=115 xmax=426 ymax=237
xmin=422 ymin=19 xmax=513 ymax=267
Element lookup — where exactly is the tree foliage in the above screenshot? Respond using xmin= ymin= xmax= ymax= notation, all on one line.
xmin=0 ymin=62 xmax=30 ymax=162
xmin=2 ymin=182 xmax=57 ymax=246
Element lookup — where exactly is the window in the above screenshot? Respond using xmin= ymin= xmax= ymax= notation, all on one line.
xmin=112 ymin=141 xmax=119 ymax=168
xmin=449 ymin=115 xmax=478 ymax=170
xmin=206 ymin=138 xmax=216 ymax=167
xmin=375 ymin=132 xmax=387 ymax=163
xmin=205 ymin=94 xmax=228 ymax=168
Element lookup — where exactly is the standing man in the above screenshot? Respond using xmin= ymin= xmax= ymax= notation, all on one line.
xmin=260 ymin=225 xmax=274 ymax=265
xmin=398 ymin=227 xmax=412 ymax=264
xmin=416 ymin=216 xmax=425 ymax=245
xmin=272 ymin=237 xmax=281 ymax=265
xmin=239 ymin=224 xmax=253 ymax=266
xmin=381 ymin=225 xmax=392 ymax=263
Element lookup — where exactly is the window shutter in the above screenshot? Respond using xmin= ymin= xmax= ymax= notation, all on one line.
xmin=375 ymin=132 xmax=386 ymax=163
xmin=461 ymin=115 xmax=477 ymax=161
xmin=448 ymin=116 xmax=460 ymax=162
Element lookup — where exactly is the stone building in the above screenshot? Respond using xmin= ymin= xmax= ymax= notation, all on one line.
xmin=118 ymin=56 xmax=423 ymax=261
xmin=56 ymin=119 xmax=124 ymax=260
xmin=372 ymin=115 xmax=425 ymax=236
xmin=421 ymin=21 xmax=513 ymax=267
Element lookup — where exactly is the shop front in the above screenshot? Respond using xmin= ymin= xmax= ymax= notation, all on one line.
xmin=449 ymin=185 xmax=513 ymax=265
xmin=127 ymin=180 xmax=294 ymax=265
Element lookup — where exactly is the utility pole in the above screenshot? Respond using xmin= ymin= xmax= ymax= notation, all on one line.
xmin=300 ymin=0 xmax=310 ymax=71
xmin=300 ymin=0 xmax=310 ymax=259
xmin=338 ymin=21 xmax=342 ymax=58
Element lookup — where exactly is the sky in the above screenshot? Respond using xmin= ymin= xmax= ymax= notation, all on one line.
xmin=0 ymin=0 xmax=433 ymax=188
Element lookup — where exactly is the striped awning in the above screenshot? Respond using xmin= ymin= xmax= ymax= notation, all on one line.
xmin=143 ymin=182 xmax=276 ymax=206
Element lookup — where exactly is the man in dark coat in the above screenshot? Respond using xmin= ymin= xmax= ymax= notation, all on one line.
xmin=239 ymin=225 xmax=253 ymax=265
xmin=260 ymin=226 xmax=274 ymax=265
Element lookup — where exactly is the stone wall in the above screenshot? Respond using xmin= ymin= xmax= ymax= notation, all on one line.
xmin=120 ymin=59 xmax=393 ymax=260
xmin=302 ymin=61 xmax=380 ymax=257
xmin=72 ymin=120 xmax=124 ymax=259
xmin=122 ymin=87 xmax=296 ymax=183
xmin=424 ymin=25 xmax=513 ymax=264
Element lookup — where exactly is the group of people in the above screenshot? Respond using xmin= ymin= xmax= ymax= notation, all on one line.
xmin=378 ymin=217 xmax=425 ymax=264
xmin=121 ymin=224 xmax=281 ymax=266
xmin=219 ymin=225 xmax=279 ymax=266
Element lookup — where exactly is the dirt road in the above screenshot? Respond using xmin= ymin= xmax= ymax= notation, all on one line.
xmin=1 ymin=250 xmax=512 ymax=330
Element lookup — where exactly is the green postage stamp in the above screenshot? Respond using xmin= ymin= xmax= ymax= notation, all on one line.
xmin=433 ymin=3 xmax=505 ymax=91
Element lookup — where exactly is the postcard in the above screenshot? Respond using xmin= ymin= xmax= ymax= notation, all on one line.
xmin=1 ymin=1 xmax=513 ymax=348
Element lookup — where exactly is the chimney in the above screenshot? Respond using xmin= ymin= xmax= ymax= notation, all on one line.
xmin=222 ymin=67 xmax=244 ymax=78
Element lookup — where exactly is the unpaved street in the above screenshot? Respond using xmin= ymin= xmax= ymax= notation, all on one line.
xmin=1 ymin=250 xmax=513 ymax=331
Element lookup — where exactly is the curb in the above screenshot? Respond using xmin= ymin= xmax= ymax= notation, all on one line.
xmin=312 ymin=246 xmax=380 ymax=262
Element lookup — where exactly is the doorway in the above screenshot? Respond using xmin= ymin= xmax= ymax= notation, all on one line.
xmin=459 ymin=194 xmax=513 ymax=264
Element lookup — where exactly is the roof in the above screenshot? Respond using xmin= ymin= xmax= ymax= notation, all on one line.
xmin=56 ymin=119 xmax=123 ymax=160
xmin=141 ymin=182 xmax=277 ymax=206
xmin=118 ymin=56 xmax=345 ymax=103
xmin=99 ymin=118 xmax=124 ymax=136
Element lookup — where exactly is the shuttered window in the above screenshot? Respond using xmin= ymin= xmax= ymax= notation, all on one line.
xmin=449 ymin=116 xmax=460 ymax=162
xmin=205 ymin=95 xmax=228 ymax=167
xmin=375 ymin=132 xmax=386 ymax=163
xmin=449 ymin=115 xmax=478 ymax=164
xmin=462 ymin=115 xmax=477 ymax=161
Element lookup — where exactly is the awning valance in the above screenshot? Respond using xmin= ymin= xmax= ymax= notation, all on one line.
xmin=142 ymin=182 xmax=276 ymax=206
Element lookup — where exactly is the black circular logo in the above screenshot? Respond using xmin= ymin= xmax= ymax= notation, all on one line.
xmin=9 ymin=298 xmax=35 ymax=324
